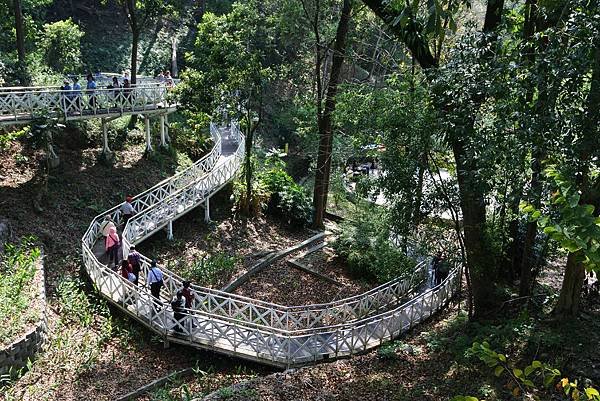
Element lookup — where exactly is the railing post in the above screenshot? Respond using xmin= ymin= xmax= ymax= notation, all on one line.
xmin=144 ymin=115 xmax=153 ymax=153
xmin=164 ymin=113 xmax=171 ymax=143
xmin=101 ymin=118 xmax=111 ymax=155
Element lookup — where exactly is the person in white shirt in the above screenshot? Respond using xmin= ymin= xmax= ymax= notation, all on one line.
xmin=120 ymin=195 xmax=135 ymax=226
xmin=99 ymin=215 xmax=116 ymax=238
xmin=147 ymin=259 xmax=164 ymax=301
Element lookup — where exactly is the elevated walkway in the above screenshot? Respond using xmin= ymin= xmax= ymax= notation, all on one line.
xmin=0 ymin=79 xmax=461 ymax=368
xmin=80 ymin=122 xmax=461 ymax=368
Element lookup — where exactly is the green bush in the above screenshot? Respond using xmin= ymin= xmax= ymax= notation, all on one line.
xmin=169 ymin=113 xmax=213 ymax=161
xmin=259 ymin=153 xmax=311 ymax=225
xmin=39 ymin=19 xmax=84 ymax=74
xmin=332 ymin=206 xmax=417 ymax=283
xmin=0 ymin=237 xmax=41 ymax=348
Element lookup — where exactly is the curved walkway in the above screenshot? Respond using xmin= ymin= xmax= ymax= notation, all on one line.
xmin=0 ymin=79 xmax=461 ymax=368
xmin=80 ymin=122 xmax=461 ymax=368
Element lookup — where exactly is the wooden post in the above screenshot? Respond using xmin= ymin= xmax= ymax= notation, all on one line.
xmin=101 ymin=118 xmax=111 ymax=155
xmin=160 ymin=114 xmax=167 ymax=148
xmin=144 ymin=115 xmax=153 ymax=153
xmin=204 ymin=197 xmax=210 ymax=223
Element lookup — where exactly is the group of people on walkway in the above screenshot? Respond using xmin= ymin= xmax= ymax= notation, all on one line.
xmin=99 ymin=195 xmax=196 ymax=334
xmin=58 ymin=70 xmax=174 ymax=113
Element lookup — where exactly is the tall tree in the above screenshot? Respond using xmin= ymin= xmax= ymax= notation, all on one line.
xmin=310 ymin=0 xmax=353 ymax=228
xmin=12 ymin=0 xmax=27 ymax=84
xmin=362 ymin=0 xmax=506 ymax=317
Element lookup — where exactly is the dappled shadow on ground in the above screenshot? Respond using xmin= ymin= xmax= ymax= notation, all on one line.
xmin=195 ymin=286 xmax=600 ymax=401
xmin=0 ymin=129 xmax=179 ymax=293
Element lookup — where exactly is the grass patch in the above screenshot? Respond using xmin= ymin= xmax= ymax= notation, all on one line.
xmin=0 ymin=237 xmax=41 ymax=348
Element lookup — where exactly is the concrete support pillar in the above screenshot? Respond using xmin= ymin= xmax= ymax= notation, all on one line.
xmin=164 ymin=113 xmax=171 ymax=143
xmin=204 ymin=197 xmax=210 ymax=223
xmin=144 ymin=115 xmax=153 ymax=153
xmin=167 ymin=220 xmax=173 ymax=240
xmin=160 ymin=114 xmax=167 ymax=148
xmin=101 ymin=118 xmax=111 ymax=154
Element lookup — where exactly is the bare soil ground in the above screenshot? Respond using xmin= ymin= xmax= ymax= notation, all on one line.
xmin=232 ymin=248 xmax=372 ymax=306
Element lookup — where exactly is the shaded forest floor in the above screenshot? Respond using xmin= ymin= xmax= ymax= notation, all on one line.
xmin=141 ymin=263 xmax=600 ymax=401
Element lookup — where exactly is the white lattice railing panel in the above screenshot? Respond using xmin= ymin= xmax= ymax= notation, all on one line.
xmin=0 ymin=84 xmax=174 ymax=124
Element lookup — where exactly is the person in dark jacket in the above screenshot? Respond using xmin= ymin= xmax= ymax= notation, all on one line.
xmin=171 ymin=290 xmax=186 ymax=334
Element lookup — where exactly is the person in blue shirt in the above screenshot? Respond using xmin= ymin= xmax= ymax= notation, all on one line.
xmin=86 ymin=73 xmax=97 ymax=109
xmin=147 ymin=259 xmax=164 ymax=302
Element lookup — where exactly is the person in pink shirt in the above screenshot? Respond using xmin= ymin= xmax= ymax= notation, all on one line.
xmin=105 ymin=226 xmax=120 ymax=269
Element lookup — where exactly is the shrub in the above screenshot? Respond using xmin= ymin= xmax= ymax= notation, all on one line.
xmin=232 ymin=152 xmax=312 ymax=225
xmin=169 ymin=112 xmax=213 ymax=161
xmin=0 ymin=237 xmax=41 ymax=348
xmin=332 ymin=206 xmax=417 ymax=283
xmin=259 ymin=153 xmax=311 ymax=225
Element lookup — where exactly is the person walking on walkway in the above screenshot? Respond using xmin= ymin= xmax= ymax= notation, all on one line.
xmin=105 ymin=226 xmax=120 ymax=269
xmin=181 ymin=280 xmax=194 ymax=309
xmin=86 ymin=73 xmax=97 ymax=109
xmin=72 ymin=77 xmax=82 ymax=112
xmin=100 ymin=215 xmax=116 ymax=239
xmin=147 ymin=259 xmax=164 ymax=301
xmin=127 ymin=245 xmax=141 ymax=285
xmin=171 ymin=290 xmax=185 ymax=334
xmin=121 ymin=259 xmax=134 ymax=281
xmin=120 ymin=195 xmax=135 ymax=227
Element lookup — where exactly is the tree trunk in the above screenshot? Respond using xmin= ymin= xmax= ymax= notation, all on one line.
xmin=127 ymin=0 xmax=139 ymax=86
xmin=554 ymin=252 xmax=586 ymax=316
xmin=452 ymin=137 xmax=496 ymax=317
xmin=243 ymin=123 xmax=254 ymax=215
xmin=312 ymin=0 xmax=352 ymax=228
xmin=13 ymin=0 xmax=27 ymax=85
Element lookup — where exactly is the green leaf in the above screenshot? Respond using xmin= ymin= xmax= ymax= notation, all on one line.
xmin=525 ymin=365 xmax=535 ymax=377
xmin=563 ymin=239 xmax=581 ymax=253
xmin=544 ymin=375 xmax=555 ymax=388
xmin=494 ymin=366 xmax=505 ymax=377
xmin=585 ymin=388 xmax=600 ymax=398
xmin=513 ymin=368 xmax=524 ymax=378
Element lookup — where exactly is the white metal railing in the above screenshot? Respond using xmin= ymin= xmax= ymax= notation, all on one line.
xmin=80 ymin=121 xmax=461 ymax=367
xmin=0 ymin=84 xmax=174 ymax=124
